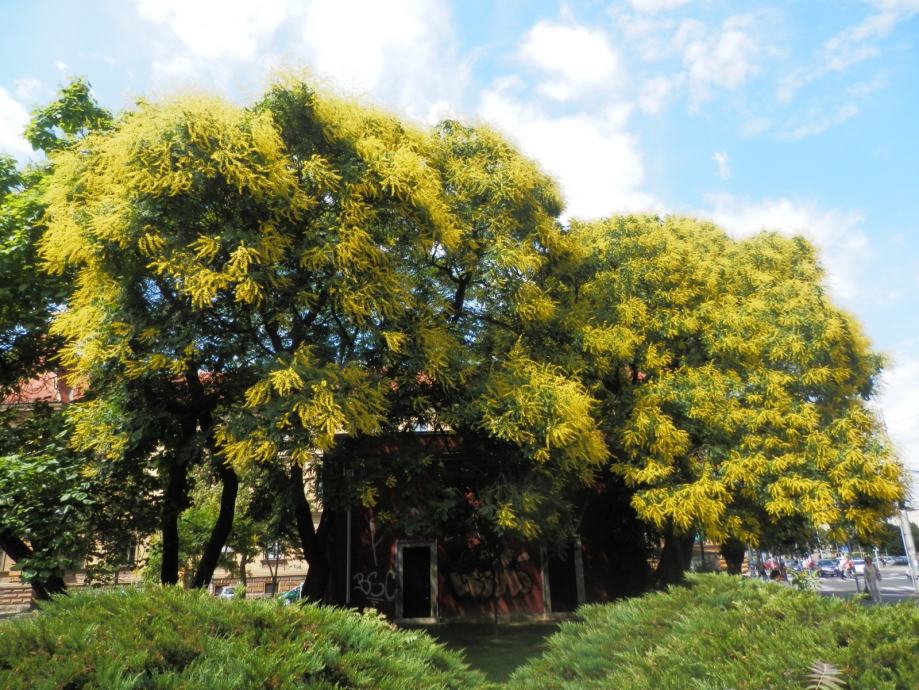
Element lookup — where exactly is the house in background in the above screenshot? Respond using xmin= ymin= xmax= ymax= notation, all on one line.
xmin=318 ymin=432 xmax=653 ymax=623
xmin=338 ymin=505 xmax=586 ymax=622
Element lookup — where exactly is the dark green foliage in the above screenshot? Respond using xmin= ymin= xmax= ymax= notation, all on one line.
xmin=508 ymin=574 xmax=919 ymax=690
xmin=0 ymin=157 xmax=62 ymax=393
xmin=0 ymin=406 xmax=93 ymax=594
xmin=0 ymin=403 xmax=159 ymax=594
xmin=0 ymin=586 xmax=490 ymax=689
xmin=24 ymin=77 xmax=112 ymax=153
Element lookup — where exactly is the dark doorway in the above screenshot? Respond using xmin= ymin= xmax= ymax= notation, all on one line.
xmin=547 ymin=543 xmax=579 ymax=613
xmin=402 ymin=545 xmax=432 ymax=618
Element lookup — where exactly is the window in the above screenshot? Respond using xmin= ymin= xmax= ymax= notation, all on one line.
xmin=264 ymin=582 xmax=278 ymax=595
xmin=264 ymin=544 xmax=284 ymax=561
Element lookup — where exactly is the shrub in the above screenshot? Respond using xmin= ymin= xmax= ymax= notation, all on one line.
xmin=508 ymin=574 xmax=919 ymax=690
xmin=0 ymin=586 xmax=489 ymax=689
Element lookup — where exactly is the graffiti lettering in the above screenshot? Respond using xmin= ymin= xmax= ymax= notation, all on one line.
xmin=448 ymin=549 xmax=534 ymax=601
xmin=449 ymin=568 xmax=533 ymax=600
xmin=352 ymin=568 xmax=397 ymax=604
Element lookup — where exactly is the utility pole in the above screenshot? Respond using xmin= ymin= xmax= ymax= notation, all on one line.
xmin=877 ymin=412 xmax=919 ymax=595
xmin=897 ymin=507 xmax=919 ymax=596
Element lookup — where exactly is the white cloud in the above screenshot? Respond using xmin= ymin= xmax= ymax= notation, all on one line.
xmin=424 ymin=99 xmax=456 ymax=125
xmin=298 ymin=0 xmax=465 ymax=120
xmin=479 ymin=82 xmax=656 ymax=219
xmin=713 ymin=151 xmax=730 ymax=179
xmin=137 ymin=0 xmax=465 ymax=124
xmin=518 ymin=20 xmax=621 ymax=101
xmin=612 ymin=12 xmax=680 ymax=63
xmin=702 ymin=193 xmax=870 ymax=304
xmin=869 ymin=0 xmax=919 ymax=11
xmin=627 ymin=0 xmax=692 ymax=12
xmin=0 ymin=88 xmax=32 ymax=160
xmin=14 ymin=77 xmax=42 ymax=101
xmin=136 ymin=0 xmax=296 ymax=60
xmin=740 ymin=116 xmax=770 ymax=137
xmin=638 ymin=74 xmax=679 ymax=113
xmin=678 ymin=14 xmax=767 ymax=103
xmin=148 ymin=55 xmax=203 ymax=91
xmin=820 ymin=12 xmax=898 ymax=72
xmin=877 ymin=345 xmax=919 ymax=486
xmin=778 ymin=2 xmax=918 ymax=101
xmin=846 ymin=70 xmax=891 ymax=97
xmin=782 ymin=102 xmax=860 ymax=140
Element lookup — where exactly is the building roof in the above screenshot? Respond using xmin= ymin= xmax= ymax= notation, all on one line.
xmin=1 ymin=371 xmax=81 ymax=406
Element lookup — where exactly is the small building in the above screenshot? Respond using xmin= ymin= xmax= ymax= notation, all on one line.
xmin=322 ymin=432 xmax=644 ymax=623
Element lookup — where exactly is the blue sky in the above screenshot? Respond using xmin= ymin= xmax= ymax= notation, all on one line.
xmin=2 ymin=0 xmax=918 ymax=487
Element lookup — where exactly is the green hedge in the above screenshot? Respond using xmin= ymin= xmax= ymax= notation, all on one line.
xmin=508 ymin=574 xmax=919 ymax=690
xmin=0 ymin=587 xmax=488 ymax=689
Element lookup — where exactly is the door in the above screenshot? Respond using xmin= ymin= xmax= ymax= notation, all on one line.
xmin=545 ymin=539 xmax=585 ymax=613
xmin=396 ymin=541 xmax=437 ymax=620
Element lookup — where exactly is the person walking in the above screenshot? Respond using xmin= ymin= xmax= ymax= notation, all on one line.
xmin=863 ymin=556 xmax=882 ymax=604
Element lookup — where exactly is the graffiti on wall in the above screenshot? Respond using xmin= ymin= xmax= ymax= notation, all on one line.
xmin=353 ymin=568 xmax=397 ymax=605
xmin=352 ymin=513 xmax=396 ymax=605
xmin=448 ymin=548 xmax=534 ymax=601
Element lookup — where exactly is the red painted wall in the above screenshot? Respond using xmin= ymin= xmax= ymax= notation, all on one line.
xmin=345 ymin=508 xmax=548 ymax=619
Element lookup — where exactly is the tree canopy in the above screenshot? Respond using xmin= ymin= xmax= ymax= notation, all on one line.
xmin=522 ymin=215 xmax=903 ymax=558
xmin=0 ymin=80 xmax=153 ymax=600
xmin=1 ymin=74 xmax=904 ymax=597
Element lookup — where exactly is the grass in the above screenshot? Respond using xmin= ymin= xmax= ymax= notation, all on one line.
xmin=422 ymin=622 xmax=560 ymax=683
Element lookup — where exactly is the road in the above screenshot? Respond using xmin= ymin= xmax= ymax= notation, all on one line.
xmin=816 ymin=565 xmax=919 ymax=604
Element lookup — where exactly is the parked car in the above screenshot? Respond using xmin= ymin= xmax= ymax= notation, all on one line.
xmin=851 ymin=558 xmax=866 ymax=575
xmin=216 ymin=586 xmax=236 ymax=599
xmin=891 ymin=555 xmax=910 ymax=566
xmin=278 ymin=583 xmax=303 ymax=606
xmin=815 ymin=559 xmax=837 ymax=577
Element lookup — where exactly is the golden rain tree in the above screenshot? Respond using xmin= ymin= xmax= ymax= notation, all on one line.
xmin=322 ymin=119 xmax=612 ymax=568
xmin=40 ymin=77 xmax=611 ymax=596
xmin=526 ymin=215 xmax=904 ymax=584
xmin=40 ymin=79 xmax=462 ymax=590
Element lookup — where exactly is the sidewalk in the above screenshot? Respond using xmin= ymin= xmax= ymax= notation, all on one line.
xmin=817 ymin=568 xmax=919 ymax=604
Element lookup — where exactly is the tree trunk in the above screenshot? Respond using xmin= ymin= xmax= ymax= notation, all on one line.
xmin=289 ymin=463 xmax=318 ymax=563
xmin=302 ymin=509 xmax=337 ymax=603
xmin=160 ymin=457 xmax=188 ymax=586
xmin=0 ymin=532 xmax=66 ymax=601
xmin=31 ymin=572 xmax=67 ymax=601
xmin=190 ymin=462 xmax=239 ymax=589
xmin=653 ymin=530 xmax=695 ymax=588
xmin=721 ymin=537 xmax=746 ymax=575
xmin=492 ymin=555 xmax=500 ymax=637
xmin=579 ymin=473 xmax=654 ymax=598
xmin=290 ymin=462 xmax=338 ymax=603
xmin=239 ymin=553 xmax=249 ymax=587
